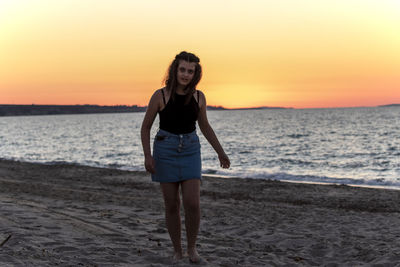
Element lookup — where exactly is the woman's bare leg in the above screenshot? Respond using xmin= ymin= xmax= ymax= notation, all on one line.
xmin=160 ymin=182 xmax=183 ymax=259
xmin=181 ymin=179 xmax=201 ymax=262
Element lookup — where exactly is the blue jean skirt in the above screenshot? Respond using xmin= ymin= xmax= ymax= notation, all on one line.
xmin=152 ymin=129 xmax=202 ymax=183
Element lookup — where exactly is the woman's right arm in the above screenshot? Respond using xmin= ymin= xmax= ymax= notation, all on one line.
xmin=140 ymin=90 xmax=161 ymax=174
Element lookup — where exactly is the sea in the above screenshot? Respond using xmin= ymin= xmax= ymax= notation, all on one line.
xmin=1 ymin=107 xmax=399 ymax=189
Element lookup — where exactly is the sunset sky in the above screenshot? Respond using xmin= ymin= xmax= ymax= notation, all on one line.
xmin=1 ymin=0 xmax=399 ymax=108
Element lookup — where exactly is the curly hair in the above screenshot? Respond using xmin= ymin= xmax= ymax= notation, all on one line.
xmin=164 ymin=51 xmax=202 ymax=105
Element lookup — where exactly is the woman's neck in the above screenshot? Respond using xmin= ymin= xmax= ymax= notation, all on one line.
xmin=175 ymin=85 xmax=186 ymax=95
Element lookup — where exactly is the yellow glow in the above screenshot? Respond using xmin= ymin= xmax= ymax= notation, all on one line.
xmin=1 ymin=0 xmax=399 ymax=108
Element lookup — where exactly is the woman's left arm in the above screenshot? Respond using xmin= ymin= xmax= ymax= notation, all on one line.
xmin=197 ymin=91 xmax=230 ymax=169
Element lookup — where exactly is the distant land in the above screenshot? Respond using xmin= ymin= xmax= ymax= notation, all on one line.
xmin=0 ymin=104 xmax=290 ymax=117
xmin=0 ymin=105 xmax=146 ymax=117
xmin=226 ymin=106 xmax=292 ymax=110
xmin=378 ymin=104 xmax=400 ymax=107
xmin=2 ymin=103 xmax=398 ymax=117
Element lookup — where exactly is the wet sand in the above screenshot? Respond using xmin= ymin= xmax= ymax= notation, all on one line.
xmin=1 ymin=159 xmax=400 ymax=266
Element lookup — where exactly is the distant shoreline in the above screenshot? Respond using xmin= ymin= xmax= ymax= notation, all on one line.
xmin=0 ymin=104 xmax=146 ymax=117
xmin=0 ymin=103 xmax=398 ymax=117
xmin=378 ymin=104 xmax=400 ymax=108
xmin=0 ymin=104 xmax=289 ymax=117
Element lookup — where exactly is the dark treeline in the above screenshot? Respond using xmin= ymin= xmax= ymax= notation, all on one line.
xmin=0 ymin=104 xmax=292 ymax=117
xmin=0 ymin=104 xmax=229 ymax=117
xmin=378 ymin=104 xmax=400 ymax=108
xmin=0 ymin=105 xmax=146 ymax=116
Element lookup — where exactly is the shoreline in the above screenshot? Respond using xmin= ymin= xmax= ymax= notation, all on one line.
xmin=1 ymin=159 xmax=400 ymax=265
xmin=279 ymin=179 xmax=400 ymax=191
xmin=3 ymin=158 xmax=399 ymax=192
xmin=205 ymin=173 xmax=400 ymax=192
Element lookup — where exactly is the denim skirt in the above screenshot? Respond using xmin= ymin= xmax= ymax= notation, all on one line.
xmin=152 ymin=129 xmax=201 ymax=183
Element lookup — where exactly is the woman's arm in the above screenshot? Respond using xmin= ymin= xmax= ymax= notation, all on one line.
xmin=197 ymin=91 xmax=230 ymax=169
xmin=140 ymin=90 xmax=161 ymax=173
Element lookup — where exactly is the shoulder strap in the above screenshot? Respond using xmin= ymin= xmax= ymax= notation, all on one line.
xmin=161 ymin=89 xmax=166 ymax=105
xmin=197 ymin=91 xmax=200 ymax=107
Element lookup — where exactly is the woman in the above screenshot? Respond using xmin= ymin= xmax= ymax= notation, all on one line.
xmin=141 ymin=51 xmax=230 ymax=263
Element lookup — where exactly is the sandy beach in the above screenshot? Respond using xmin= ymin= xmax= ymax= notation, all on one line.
xmin=1 ymin=159 xmax=400 ymax=266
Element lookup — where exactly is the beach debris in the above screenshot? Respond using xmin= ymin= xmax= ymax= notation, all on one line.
xmin=0 ymin=234 xmax=12 ymax=247
xmin=292 ymin=256 xmax=305 ymax=262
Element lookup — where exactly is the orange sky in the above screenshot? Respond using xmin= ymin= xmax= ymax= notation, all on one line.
xmin=1 ymin=0 xmax=399 ymax=108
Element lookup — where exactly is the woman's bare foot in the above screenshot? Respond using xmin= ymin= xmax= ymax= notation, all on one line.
xmin=172 ymin=251 xmax=183 ymax=263
xmin=187 ymin=247 xmax=200 ymax=263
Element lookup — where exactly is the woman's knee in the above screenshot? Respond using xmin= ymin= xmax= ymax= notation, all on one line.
xmin=183 ymin=197 xmax=199 ymax=212
xmin=181 ymin=179 xmax=200 ymax=212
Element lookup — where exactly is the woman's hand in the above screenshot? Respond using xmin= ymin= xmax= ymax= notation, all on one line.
xmin=144 ymin=155 xmax=156 ymax=174
xmin=218 ymin=152 xmax=230 ymax=169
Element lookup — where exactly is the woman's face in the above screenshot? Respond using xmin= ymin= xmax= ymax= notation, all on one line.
xmin=176 ymin=60 xmax=196 ymax=87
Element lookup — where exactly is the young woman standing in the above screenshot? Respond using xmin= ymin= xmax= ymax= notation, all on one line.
xmin=141 ymin=51 xmax=230 ymax=263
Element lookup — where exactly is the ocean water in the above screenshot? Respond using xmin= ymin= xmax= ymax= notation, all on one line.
xmin=1 ymin=107 xmax=399 ymax=188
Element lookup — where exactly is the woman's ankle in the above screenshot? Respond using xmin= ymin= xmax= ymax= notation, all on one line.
xmin=187 ymin=247 xmax=200 ymax=263
xmin=187 ymin=246 xmax=197 ymax=252
xmin=174 ymin=249 xmax=183 ymax=258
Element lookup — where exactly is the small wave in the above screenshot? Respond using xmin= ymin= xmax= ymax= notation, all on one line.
xmin=203 ymin=169 xmax=218 ymax=174
xmin=287 ymin=134 xmax=309 ymax=139
xmin=102 ymin=152 xmax=131 ymax=158
xmin=278 ymin=158 xmax=313 ymax=166
xmin=343 ymin=162 xmax=368 ymax=168
xmin=45 ymin=160 xmax=78 ymax=166
xmin=107 ymin=163 xmax=125 ymax=168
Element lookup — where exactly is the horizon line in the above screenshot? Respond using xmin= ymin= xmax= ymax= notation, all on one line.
xmin=0 ymin=103 xmax=399 ymax=110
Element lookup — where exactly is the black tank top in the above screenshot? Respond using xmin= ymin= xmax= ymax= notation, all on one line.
xmin=159 ymin=90 xmax=200 ymax=134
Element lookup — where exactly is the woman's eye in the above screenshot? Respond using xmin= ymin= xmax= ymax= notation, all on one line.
xmin=188 ymin=70 xmax=194 ymax=74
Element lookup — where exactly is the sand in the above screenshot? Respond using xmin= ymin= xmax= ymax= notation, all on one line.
xmin=1 ymin=159 xmax=400 ymax=266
